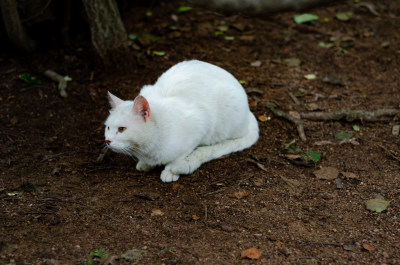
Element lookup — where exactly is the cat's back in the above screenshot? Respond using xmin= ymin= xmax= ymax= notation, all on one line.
xmin=140 ymin=60 xmax=244 ymax=99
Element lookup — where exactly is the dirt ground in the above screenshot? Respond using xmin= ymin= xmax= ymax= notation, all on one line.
xmin=1 ymin=0 xmax=400 ymax=264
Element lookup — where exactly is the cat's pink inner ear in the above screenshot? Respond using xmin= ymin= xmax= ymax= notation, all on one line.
xmin=132 ymin=96 xmax=150 ymax=121
xmin=108 ymin=91 xmax=124 ymax=108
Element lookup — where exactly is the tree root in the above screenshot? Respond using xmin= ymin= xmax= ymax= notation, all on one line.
xmin=263 ymin=102 xmax=307 ymax=141
xmin=264 ymin=102 xmax=399 ymax=141
xmin=300 ymin=109 xmax=398 ymax=122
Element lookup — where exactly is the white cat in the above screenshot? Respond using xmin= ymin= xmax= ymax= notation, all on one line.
xmin=104 ymin=60 xmax=259 ymax=182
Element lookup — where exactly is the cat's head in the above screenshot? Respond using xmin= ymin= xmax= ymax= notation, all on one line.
xmin=104 ymin=92 xmax=150 ymax=155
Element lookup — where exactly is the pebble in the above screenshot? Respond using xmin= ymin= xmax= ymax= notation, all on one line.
xmin=392 ymin=125 xmax=399 ymax=135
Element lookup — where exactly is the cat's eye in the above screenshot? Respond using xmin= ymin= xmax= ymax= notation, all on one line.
xmin=118 ymin=127 xmax=126 ymax=133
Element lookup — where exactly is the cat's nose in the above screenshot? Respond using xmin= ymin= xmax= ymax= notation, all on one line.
xmin=105 ymin=140 xmax=111 ymax=145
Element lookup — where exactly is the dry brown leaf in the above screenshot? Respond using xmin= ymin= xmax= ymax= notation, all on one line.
xmin=314 ymin=167 xmax=339 ymax=180
xmin=241 ymin=247 xmax=261 ymax=259
xmin=229 ymin=191 xmax=249 ymax=199
xmin=249 ymin=101 xmax=258 ymax=108
xmin=151 ymin=209 xmax=164 ymax=217
xmin=285 ymin=154 xmax=302 ymax=160
xmin=252 ymin=177 xmax=264 ymax=187
xmin=192 ymin=215 xmax=200 ymax=220
xmin=362 ymin=243 xmax=375 ymax=252
xmin=341 ymin=171 xmax=359 ymax=179
xmin=258 ymin=115 xmax=268 ymax=122
xmin=314 ymin=140 xmax=334 ymax=146
xmin=172 ymin=183 xmax=182 ymax=190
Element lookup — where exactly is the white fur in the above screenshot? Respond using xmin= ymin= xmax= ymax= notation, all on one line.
xmin=105 ymin=60 xmax=259 ymax=182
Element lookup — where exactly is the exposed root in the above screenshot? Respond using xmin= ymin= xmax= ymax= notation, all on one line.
xmin=300 ymin=109 xmax=398 ymax=122
xmin=263 ymin=102 xmax=307 ymax=141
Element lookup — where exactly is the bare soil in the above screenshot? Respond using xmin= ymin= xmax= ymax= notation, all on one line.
xmin=1 ymin=1 xmax=400 ymax=264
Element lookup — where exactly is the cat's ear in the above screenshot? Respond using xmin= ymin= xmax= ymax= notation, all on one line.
xmin=108 ymin=91 xmax=124 ymax=108
xmin=132 ymin=96 xmax=150 ymax=121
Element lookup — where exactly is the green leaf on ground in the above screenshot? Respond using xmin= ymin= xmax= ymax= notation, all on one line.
xmin=293 ymin=13 xmax=319 ymax=24
xmin=284 ymin=140 xmax=301 ymax=154
xmin=366 ymin=198 xmax=390 ymax=213
xmin=89 ymin=249 xmax=109 ymax=259
xmin=306 ymin=150 xmax=321 ymax=162
xmin=335 ymin=11 xmax=353 ymax=21
xmin=335 ymin=131 xmax=353 ymax=140
xmin=318 ymin=41 xmax=334 ymax=48
xmin=224 ymin=36 xmax=235 ymax=41
xmin=18 ymin=73 xmax=41 ymax=84
xmin=218 ymin=25 xmax=229 ymax=31
xmin=215 ymin=31 xmax=224 ymax=36
xmin=352 ymin=125 xmax=360 ymax=132
xmin=294 ymin=92 xmax=305 ymax=98
xmin=239 ymin=80 xmax=246 ymax=84
xmin=128 ymin=34 xmax=138 ymax=40
xmin=153 ymin=51 xmax=166 ymax=56
xmin=304 ymin=74 xmax=317 ymax=80
xmin=177 ymin=6 xmax=192 ymax=13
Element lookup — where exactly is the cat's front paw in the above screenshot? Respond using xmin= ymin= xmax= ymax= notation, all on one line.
xmin=136 ymin=161 xmax=154 ymax=172
xmin=169 ymin=157 xmax=200 ymax=175
xmin=160 ymin=169 xmax=180 ymax=182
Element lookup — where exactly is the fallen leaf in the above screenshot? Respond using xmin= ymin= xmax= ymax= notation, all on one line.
xmin=153 ymin=51 xmax=166 ymax=56
xmin=224 ymin=36 xmax=235 ymax=41
xmin=281 ymin=176 xmax=302 ymax=193
xmin=283 ymin=58 xmax=301 ymax=67
xmin=250 ymin=60 xmax=262 ymax=67
xmin=293 ymin=13 xmax=319 ymax=24
xmin=10 ymin=116 xmax=18 ymax=125
xmin=284 ymin=140 xmax=301 ymax=154
xmin=335 ymin=11 xmax=353 ymax=21
xmin=192 ymin=215 xmax=200 ymax=220
xmin=304 ymin=150 xmax=321 ymax=162
xmin=314 ymin=167 xmax=339 ymax=180
xmin=177 ymin=6 xmax=192 ymax=13
xmin=341 ymin=171 xmax=359 ymax=179
xmin=313 ymin=140 xmax=334 ymax=146
xmin=304 ymin=74 xmax=317 ymax=80
xmin=241 ymin=247 xmax=261 ymax=259
xmin=335 ymin=131 xmax=353 ymax=140
xmin=339 ymin=139 xmax=359 ymax=145
xmin=362 ymin=243 xmax=375 ymax=252
xmin=229 ymin=191 xmax=249 ymax=199
xmin=258 ymin=115 xmax=269 ymax=122
xmin=249 ymin=101 xmax=258 ymax=107
xmin=252 ymin=177 xmax=265 ymax=187
xmin=352 ymin=125 xmax=360 ymax=132
xmin=151 ymin=209 xmax=164 ymax=217
xmin=248 ymin=159 xmax=268 ymax=172
xmin=392 ymin=125 xmax=399 ymax=136
xmin=172 ymin=183 xmax=182 ymax=190
xmin=366 ymin=198 xmax=390 ymax=213
xmin=343 ymin=245 xmax=358 ymax=252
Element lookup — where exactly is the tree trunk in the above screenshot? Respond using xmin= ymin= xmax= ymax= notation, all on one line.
xmin=188 ymin=0 xmax=331 ymax=15
xmin=82 ymin=0 xmax=132 ymax=70
xmin=0 ymin=0 xmax=36 ymax=52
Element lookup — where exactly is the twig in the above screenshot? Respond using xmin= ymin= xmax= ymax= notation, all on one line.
xmin=378 ymin=144 xmax=400 ymax=162
xmin=288 ymin=92 xmax=300 ymax=105
xmin=300 ymin=109 xmax=398 ymax=122
xmin=44 ymin=69 xmax=70 ymax=97
xmin=263 ymin=102 xmax=307 ymax=141
xmin=203 ymin=204 xmax=208 ymax=221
